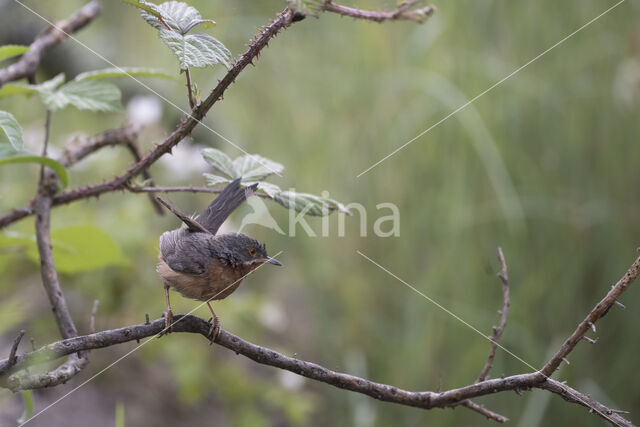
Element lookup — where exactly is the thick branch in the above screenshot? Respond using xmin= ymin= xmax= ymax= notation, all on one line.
xmin=59 ymin=123 xmax=142 ymax=167
xmin=477 ymin=247 xmax=510 ymax=382
xmin=35 ymin=180 xmax=76 ymax=340
xmin=0 ymin=1 xmax=101 ymax=86
xmin=1 ymin=314 xmax=631 ymax=426
xmin=6 ymin=354 xmax=88 ymax=391
xmin=539 ymin=254 xmax=640 ymax=377
xmin=321 ymin=0 xmax=435 ymax=24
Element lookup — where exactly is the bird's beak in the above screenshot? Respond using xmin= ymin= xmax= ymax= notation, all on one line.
xmin=265 ymin=257 xmax=282 ymax=266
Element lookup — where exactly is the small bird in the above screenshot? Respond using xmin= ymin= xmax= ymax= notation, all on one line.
xmin=156 ymin=178 xmax=282 ymax=339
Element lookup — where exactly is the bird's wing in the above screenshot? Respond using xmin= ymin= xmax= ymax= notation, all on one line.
xmin=159 ymin=230 xmax=213 ymax=275
xmin=196 ymin=177 xmax=258 ymax=234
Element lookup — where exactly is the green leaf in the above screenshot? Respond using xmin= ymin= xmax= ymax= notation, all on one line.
xmin=0 ymin=145 xmax=68 ymax=188
xmin=202 ymin=148 xmax=237 ymax=178
xmin=159 ymin=29 xmax=231 ymax=69
xmin=41 ymin=79 xmax=122 ymax=112
xmin=0 ymin=84 xmax=38 ymax=98
xmin=74 ymin=67 xmax=175 ymax=81
xmin=37 ymin=73 xmax=66 ymax=92
xmin=140 ymin=1 xmax=214 ymax=34
xmin=203 ymin=173 xmax=231 ymax=186
xmin=0 ymin=111 xmax=23 ymax=150
xmin=233 ymin=154 xmax=284 ymax=181
xmin=0 ymin=73 xmax=65 ymax=99
xmin=115 ymin=402 xmax=125 ymax=427
xmin=17 ymin=390 xmax=33 ymax=424
xmin=253 ymin=181 xmax=282 ymax=198
xmin=121 ymin=0 xmax=166 ymax=24
xmin=24 ymin=225 xmax=128 ymax=273
xmin=0 ymin=45 xmax=29 ymax=62
xmin=273 ymin=191 xmax=351 ymax=216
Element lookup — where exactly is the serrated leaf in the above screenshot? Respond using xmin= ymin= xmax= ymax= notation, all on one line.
xmin=233 ymin=154 xmax=284 ymax=181
xmin=121 ymin=0 xmax=166 ymax=25
xmin=202 ymin=148 xmax=237 ymax=178
xmin=0 ymin=45 xmax=29 ymax=62
xmin=203 ymin=173 xmax=231 ymax=186
xmin=0 ymin=73 xmax=66 ymax=99
xmin=38 ymin=73 xmax=66 ymax=92
xmin=41 ymin=79 xmax=122 ymax=112
xmin=0 ymin=84 xmax=38 ymax=98
xmin=75 ymin=67 xmax=175 ymax=81
xmin=159 ymin=29 xmax=231 ymax=70
xmin=0 ymin=145 xmax=68 ymax=187
xmin=254 ymin=181 xmax=282 ymax=198
xmin=140 ymin=0 xmax=214 ymax=34
xmin=24 ymin=225 xmax=128 ymax=273
xmin=0 ymin=111 xmax=23 ymax=150
xmin=273 ymin=191 xmax=349 ymax=216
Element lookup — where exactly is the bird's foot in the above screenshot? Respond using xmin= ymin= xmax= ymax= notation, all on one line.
xmin=207 ymin=317 xmax=220 ymax=344
xmin=163 ymin=310 xmax=174 ymax=334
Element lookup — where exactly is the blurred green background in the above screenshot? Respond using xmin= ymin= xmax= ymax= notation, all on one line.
xmin=1 ymin=0 xmax=640 ymax=425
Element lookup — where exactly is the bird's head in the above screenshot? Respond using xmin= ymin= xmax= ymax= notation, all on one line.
xmin=223 ymin=233 xmax=282 ymax=267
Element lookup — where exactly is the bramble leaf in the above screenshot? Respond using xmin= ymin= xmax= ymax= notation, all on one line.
xmin=24 ymin=225 xmax=128 ymax=273
xmin=159 ymin=29 xmax=231 ymax=70
xmin=74 ymin=67 xmax=175 ymax=80
xmin=233 ymin=154 xmax=284 ymax=182
xmin=0 ymin=145 xmax=69 ymax=187
xmin=273 ymin=191 xmax=351 ymax=216
xmin=0 ymin=111 xmax=23 ymax=150
xmin=202 ymin=148 xmax=237 ymax=178
xmin=41 ymin=79 xmax=122 ymax=112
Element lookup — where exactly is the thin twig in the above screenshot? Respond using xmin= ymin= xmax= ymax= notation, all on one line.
xmin=0 ymin=1 xmax=101 ymax=86
xmin=185 ymin=68 xmax=195 ymax=110
xmin=128 ymin=185 xmax=271 ymax=198
xmin=321 ymin=0 xmax=435 ymax=24
xmin=90 ymin=300 xmax=99 ymax=334
xmin=476 ymin=247 xmax=510 ymax=382
xmin=460 ymin=400 xmax=508 ymax=423
xmin=6 ymin=330 xmax=25 ymax=369
xmin=0 ymin=314 xmax=629 ymax=425
xmin=38 ymin=110 xmax=52 ymax=183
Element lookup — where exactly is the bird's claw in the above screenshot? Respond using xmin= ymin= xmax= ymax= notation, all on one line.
xmin=163 ymin=310 xmax=174 ymax=334
xmin=207 ymin=318 xmax=220 ymax=344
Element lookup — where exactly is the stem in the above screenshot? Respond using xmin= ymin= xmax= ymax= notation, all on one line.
xmin=185 ymin=68 xmax=195 ymax=110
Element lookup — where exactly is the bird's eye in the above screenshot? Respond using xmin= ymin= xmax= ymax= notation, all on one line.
xmin=248 ymin=247 xmax=257 ymax=257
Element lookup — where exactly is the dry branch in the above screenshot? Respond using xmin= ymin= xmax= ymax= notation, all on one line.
xmin=477 ymin=247 xmax=511 ymax=382
xmin=539 ymin=254 xmax=640 ymax=378
xmin=0 ymin=1 xmax=101 ymax=86
xmin=321 ymin=0 xmax=435 ymax=24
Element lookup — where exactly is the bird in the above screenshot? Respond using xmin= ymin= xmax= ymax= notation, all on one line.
xmin=156 ymin=178 xmax=282 ymax=340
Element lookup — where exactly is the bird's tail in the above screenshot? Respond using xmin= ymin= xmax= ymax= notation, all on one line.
xmin=195 ymin=177 xmax=258 ymax=234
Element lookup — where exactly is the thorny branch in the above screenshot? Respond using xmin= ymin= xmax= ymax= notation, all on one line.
xmin=477 ymin=247 xmax=511 ymax=383
xmin=321 ymin=0 xmax=435 ymax=24
xmin=0 ymin=7 xmax=300 ymax=229
xmin=0 ymin=1 xmax=101 ymax=86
